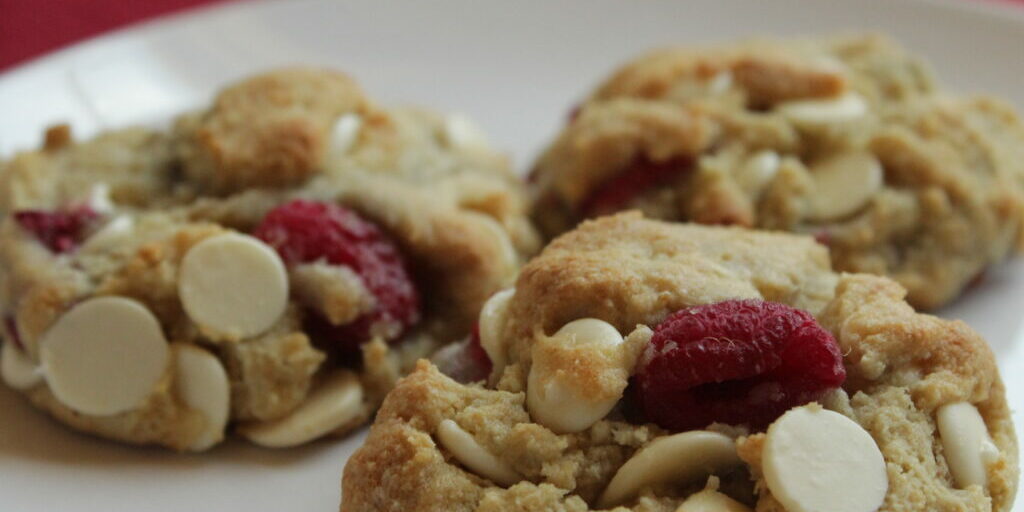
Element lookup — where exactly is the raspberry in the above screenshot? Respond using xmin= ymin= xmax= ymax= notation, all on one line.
xmin=253 ymin=200 xmax=420 ymax=348
xmin=580 ymin=157 xmax=691 ymax=218
xmin=635 ymin=299 xmax=845 ymax=431
xmin=13 ymin=206 xmax=99 ymax=253
xmin=430 ymin=326 xmax=492 ymax=383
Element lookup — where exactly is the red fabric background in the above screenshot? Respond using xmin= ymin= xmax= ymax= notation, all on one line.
xmin=0 ymin=0 xmax=1021 ymax=72
xmin=0 ymin=0 xmax=234 ymax=71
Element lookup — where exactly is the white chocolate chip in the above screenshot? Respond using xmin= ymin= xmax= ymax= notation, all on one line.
xmin=239 ymin=370 xmax=364 ymax=448
xmin=776 ymin=92 xmax=867 ymax=127
xmin=676 ymin=488 xmax=752 ymax=512
xmin=807 ymin=151 xmax=882 ymax=222
xmin=39 ymin=297 xmax=169 ymax=416
xmin=444 ymin=114 xmax=490 ymax=151
xmin=474 ymin=215 xmax=519 ymax=272
xmin=599 ymin=431 xmax=742 ymax=508
xmin=82 ymin=215 xmax=134 ymax=249
xmin=478 ymin=288 xmax=514 ymax=373
xmin=86 ymin=183 xmax=115 ymax=213
xmin=179 ymin=233 xmax=289 ymax=340
xmin=762 ymin=405 xmax=887 ymax=512
xmin=527 ymin=318 xmax=625 ymax=434
xmin=708 ymin=71 xmax=734 ymax=95
xmin=937 ymin=402 xmax=999 ymax=488
xmin=289 ymin=262 xmax=375 ymax=326
xmin=329 ymin=113 xmax=363 ymax=157
xmin=736 ymin=150 xmax=781 ymax=197
xmin=436 ymin=418 xmax=521 ymax=486
xmin=173 ymin=344 xmax=230 ymax=452
xmin=2 ymin=341 xmax=42 ymax=390
xmin=811 ymin=55 xmax=848 ymax=75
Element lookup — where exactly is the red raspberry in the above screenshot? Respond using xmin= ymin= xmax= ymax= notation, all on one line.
xmin=13 ymin=206 xmax=99 ymax=253
xmin=431 ymin=326 xmax=492 ymax=383
xmin=580 ymin=157 xmax=692 ymax=218
xmin=253 ymin=200 xmax=420 ymax=349
xmin=635 ymin=299 xmax=845 ymax=431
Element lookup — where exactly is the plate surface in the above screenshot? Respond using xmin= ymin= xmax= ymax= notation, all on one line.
xmin=1 ymin=0 xmax=1024 ymax=510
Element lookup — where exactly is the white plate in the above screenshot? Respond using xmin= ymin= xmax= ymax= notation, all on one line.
xmin=1 ymin=0 xmax=1023 ymax=510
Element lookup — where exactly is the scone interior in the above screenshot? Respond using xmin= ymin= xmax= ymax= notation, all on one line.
xmin=0 ymin=68 xmax=538 ymax=451
xmin=530 ymin=34 xmax=1024 ymax=309
xmin=342 ymin=212 xmax=1017 ymax=512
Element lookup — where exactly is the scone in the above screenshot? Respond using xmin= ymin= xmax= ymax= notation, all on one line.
xmin=530 ymin=34 xmax=1024 ymax=309
xmin=341 ymin=212 xmax=1017 ymax=512
xmin=0 ymin=68 xmax=539 ymax=451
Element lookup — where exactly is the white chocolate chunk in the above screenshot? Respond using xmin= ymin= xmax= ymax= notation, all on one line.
xmin=444 ymin=114 xmax=490 ymax=151
xmin=329 ymin=113 xmax=363 ymax=157
xmin=527 ymin=318 xmax=625 ymax=434
xmin=763 ymin=405 xmax=887 ymax=512
xmin=179 ymin=233 xmax=288 ymax=340
xmin=736 ymin=150 xmax=781 ymax=197
xmin=173 ymin=344 xmax=230 ymax=452
xmin=937 ymin=402 xmax=999 ymax=488
xmin=436 ymin=419 xmax=521 ymax=486
xmin=599 ymin=431 xmax=742 ymax=508
xmin=39 ymin=297 xmax=169 ymax=416
xmin=239 ymin=370 xmax=364 ymax=448
xmin=776 ymin=92 xmax=867 ymax=127
xmin=2 ymin=341 xmax=42 ymax=390
xmin=676 ymin=488 xmax=752 ymax=512
xmin=478 ymin=288 xmax=514 ymax=372
xmin=807 ymin=151 xmax=882 ymax=221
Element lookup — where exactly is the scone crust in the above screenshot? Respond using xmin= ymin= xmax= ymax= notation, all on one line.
xmin=174 ymin=68 xmax=370 ymax=193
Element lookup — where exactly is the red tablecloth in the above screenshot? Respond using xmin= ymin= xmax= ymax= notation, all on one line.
xmin=0 ymin=0 xmax=234 ymax=71
xmin=1 ymin=0 xmax=1022 ymax=72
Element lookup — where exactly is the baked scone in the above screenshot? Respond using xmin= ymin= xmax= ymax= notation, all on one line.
xmin=0 ymin=68 xmax=539 ymax=451
xmin=342 ymin=212 xmax=1017 ymax=512
xmin=530 ymin=34 xmax=1024 ymax=309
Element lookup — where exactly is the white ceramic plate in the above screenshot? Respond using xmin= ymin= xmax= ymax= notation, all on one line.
xmin=1 ymin=0 xmax=1023 ymax=510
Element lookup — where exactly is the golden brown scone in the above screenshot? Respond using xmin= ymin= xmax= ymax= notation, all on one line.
xmin=592 ymin=34 xmax=931 ymax=107
xmin=173 ymin=68 xmax=370 ymax=193
xmin=531 ymin=34 xmax=1024 ymax=309
xmin=342 ymin=212 xmax=1017 ymax=512
xmin=0 ymin=68 xmax=538 ymax=451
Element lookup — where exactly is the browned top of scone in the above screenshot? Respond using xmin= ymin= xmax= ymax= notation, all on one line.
xmin=592 ymin=34 xmax=932 ymax=107
xmin=174 ymin=68 xmax=369 ymax=193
